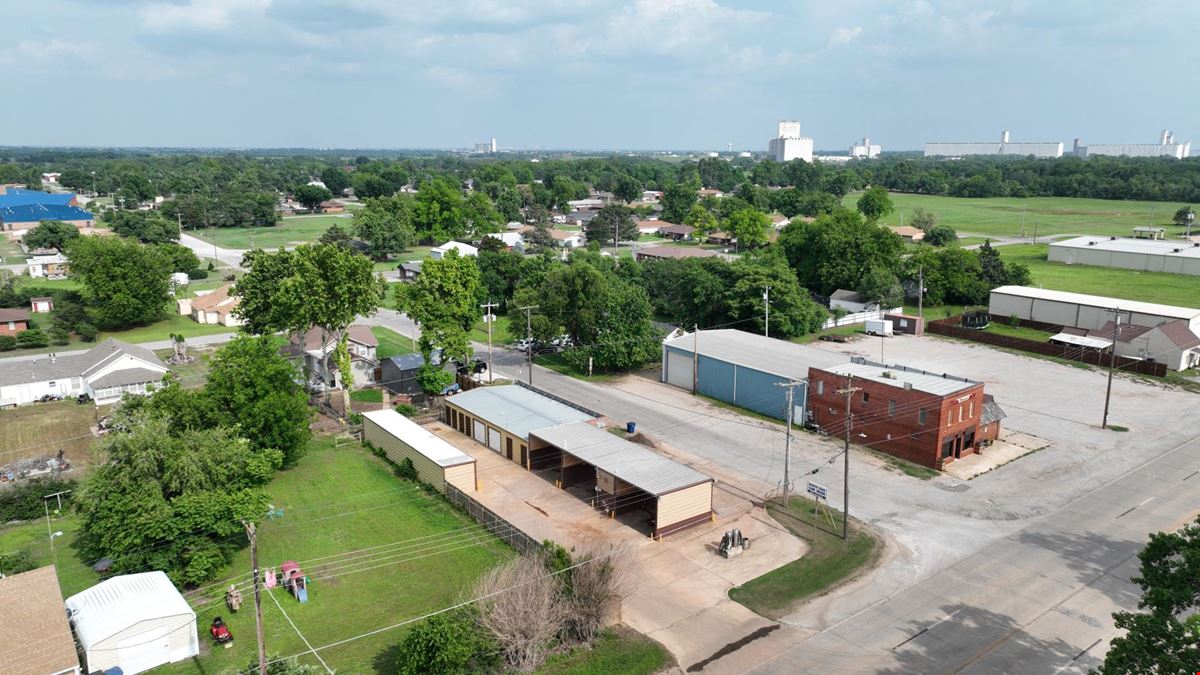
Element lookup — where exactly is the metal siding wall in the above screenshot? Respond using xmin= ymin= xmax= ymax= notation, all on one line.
xmin=734 ymin=367 xmax=788 ymax=419
xmin=697 ymin=355 xmax=735 ymax=402
xmin=657 ymin=482 xmax=713 ymax=529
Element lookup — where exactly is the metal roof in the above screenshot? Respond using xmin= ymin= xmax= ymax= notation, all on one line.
xmin=1050 ymin=333 xmax=1112 ymax=349
xmin=0 ymin=188 xmax=75 ymax=208
xmin=0 ymin=203 xmax=93 ymax=223
xmin=990 ymin=285 xmax=1200 ymax=322
xmin=821 ymin=358 xmax=979 ymax=396
xmin=663 ymin=328 xmax=845 ymax=380
xmin=0 ymin=566 xmax=79 ymax=675
xmin=65 ymin=571 xmax=195 ymax=650
xmin=363 ymin=409 xmax=475 ymax=467
xmin=446 ymin=385 xmax=594 ymax=439
xmin=530 ymin=421 xmax=712 ymax=496
xmin=1051 ymin=236 xmax=1200 ymax=259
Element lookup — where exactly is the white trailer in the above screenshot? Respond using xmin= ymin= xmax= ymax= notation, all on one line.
xmin=864 ymin=319 xmax=894 ymax=336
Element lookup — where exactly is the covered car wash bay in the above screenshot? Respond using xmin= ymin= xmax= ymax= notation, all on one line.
xmin=529 ymin=421 xmax=715 ymax=538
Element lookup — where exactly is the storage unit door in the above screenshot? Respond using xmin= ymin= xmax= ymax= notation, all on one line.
xmin=487 ymin=427 xmax=502 ymax=452
xmin=472 ymin=419 xmax=486 ymax=444
xmin=118 ymin=626 xmax=170 ymax=675
xmin=665 ymin=348 xmax=693 ymax=390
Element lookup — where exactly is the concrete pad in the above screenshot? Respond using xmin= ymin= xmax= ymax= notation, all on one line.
xmin=944 ymin=435 xmax=1053 ymax=480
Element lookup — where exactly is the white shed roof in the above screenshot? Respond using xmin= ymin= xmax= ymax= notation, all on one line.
xmin=530 ymin=422 xmax=712 ymax=496
xmin=363 ymin=409 xmax=475 ymax=467
xmin=1050 ymin=333 xmax=1112 ymax=349
xmin=990 ymin=285 xmax=1200 ymax=322
xmin=432 ymin=241 xmax=478 ymax=256
xmin=65 ymin=571 xmax=195 ymax=649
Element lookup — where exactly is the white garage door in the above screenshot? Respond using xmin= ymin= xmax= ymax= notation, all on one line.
xmin=665 ymin=349 xmax=693 ymax=390
xmin=472 ymin=419 xmax=486 ymax=444
xmin=487 ymin=427 xmax=502 ymax=452
xmin=118 ymin=626 xmax=170 ymax=675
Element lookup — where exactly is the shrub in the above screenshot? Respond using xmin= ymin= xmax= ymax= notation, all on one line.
xmin=395 ymin=610 xmax=497 ymax=675
xmin=0 ymin=335 xmax=16 ymax=351
xmin=16 ymin=329 xmax=49 ymax=349
xmin=394 ymin=403 xmax=417 ymax=417
xmin=0 ymin=550 xmax=36 ymax=576
xmin=75 ymin=322 xmax=98 ymax=342
xmin=186 ymin=268 xmax=209 ymax=280
xmin=0 ymin=477 xmax=76 ymax=522
xmin=207 ymin=260 xmax=215 ymax=271
xmin=48 ymin=326 xmax=71 ymax=346
xmin=1008 ymin=314 xmax=1021 ymax=328
xmin=396 ymin=457 xmax=419 ymax=482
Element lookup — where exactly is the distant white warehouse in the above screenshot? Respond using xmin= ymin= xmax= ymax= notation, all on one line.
xmin=988 ymin=286 xmax=1200 ymax=371
xmin=1072 ymin=130 xmax=1190 ymax=159
xmin=1048 ymin=236 xmax=1200 ymax=276
xmin=925 ymin=130 xmax=1063 ymax=158
xmin=850 ymin=136 xmax=881 ymax=159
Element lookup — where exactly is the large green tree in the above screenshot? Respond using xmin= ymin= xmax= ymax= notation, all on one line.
xmin=682 ymin=204 xmax=719 ymax=235
xmin=539 ymin=261 xmax=608 ymax=345
xmin=321 ymin=166 xmax=352 ymax=196
xmin=414 ymin=177 xmax=467 ymax=243
xmin=352 ymin=195 xmax=416 ymax=259
xmin=76 ymin=411 xmax=280 ymax=585
xmin=1098 ymin=516 xmax=1200 ymax=674
xmin=106 ymin=210 xmax=180 ymax=244
xmin=565 ymin=281 xmax=660 ymax=372
xmin=906 ymin=247 xmax=990 ymax=305
xmin=352 ymin=172 xmax=393 ymax=199
xmin=856 ymin=187 xmax=894 ymax=223
xmin=725 ymin=208 xmax=771 ymax=250
xmin=67 ymin=236 xmax=172 ymax=327
xmin=660 ymin=179 xmax=700 ymax=223
xmin=585 ymin=204 xmax=638 ymax=246
xmin=398 ymin=250 xmax=481 ymax=390
xmin=293 ymin=184 xmax=333 ymax=211
xmin=726 ymin=252 xmax=825 ymax=339
xmin=778 ymin=207 xmax=904 ymax=295
xmin=205 ymin=335 xmax=312 ymax=466
xmin=23 ymin=220 xmax=79 ymax=251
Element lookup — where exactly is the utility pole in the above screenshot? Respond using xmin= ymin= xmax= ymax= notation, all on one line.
xmin=776 ymin=380 xmax=797 ymax=505
xmin=763 ymin=286 xmax=770 ymax=338
xmin=517 ymin=304 xmax=539 ymax=385
xmin=1102 ymin=309 xmax=1122 ymax=429
xmin=243 ymin=521 xmax=268 ymax=675
xmin=917 ymin=266 xmax=924 ymax=320
xmin=691 ymin=324 xmax=699 ymax=394
xmin=481 ymin=300 xmax=498 ymax=383
xmin=836 ymin=375 xmax=860 ymax=540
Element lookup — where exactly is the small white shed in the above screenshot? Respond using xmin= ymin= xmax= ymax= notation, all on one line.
xmin=65 ymin=571 xmax=198 ymax=675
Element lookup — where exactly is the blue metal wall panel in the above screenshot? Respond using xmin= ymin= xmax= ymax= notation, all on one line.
xmin=667 ymin=347 xmax=809 ymax=423
xmin=734 ymin=367 xmax=789 ymax=418
xmin=697 ymin=355 xmax=736 ymax=402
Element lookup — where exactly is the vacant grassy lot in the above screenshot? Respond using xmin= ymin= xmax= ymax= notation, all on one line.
xmin=983 ymin=320 xmax=1057 ymax=342
xmin=534 ymin=351 xmax=620 ymax=383
xmin=160 ymin=437 xmax=512 ymax=674
xmin=0 ymin=400 xmax=102 ymax=468
xmin=0 ymin=512 xmax=99 ymax=597
xmin=187 ymin=214 xmax=355 ymax=249
xmin=370 ymin=326 xmax=414 ymax=359
xmin=999 ymin=244 xmax=1200 ymax=307
xmin=0 ymin=236 xmax=28 ymax=262
xmin=729 ymin=498 xmax=881 ymax=619
xmin=537 ymin=626 xmax=672 ymax=675
xmin=847 ymin=192 xmax=1192 ymax=239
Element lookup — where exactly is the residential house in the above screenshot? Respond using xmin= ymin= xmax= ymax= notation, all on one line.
xmin=549 ymin=229 xmax=585 ymax=248
xmin=484 ymin=231 xmax=525 ymax=251
xmin=30 ymin=296 xmax=54 ymax=313
xmin=635 ymin=220 xmax=662 ymax=236
xmin=657 ymin=223 xmax=695 ymax=241
xmin=706 ymin=231 xmax=735 ymax=246
xmin=318 ymin=200 xmax=345 ymax=214
xmin=0 ymin=308 xmax=29 ymax=336
xmin=640 ymin=190 xmax=663 ymax=202
xmin=891 ymin=225 xmax=926 ymax=243
xmin=430 ymin=241 xmax=479 ymax=259
xmin=284 ymin=325 xmax=379 ymax=391
xmin=1087 ymin=319 xmax=1200 ymax=372
xmin=398 ymin=260 xmax=423 ymax=282
xmin=635 ymin=246 xmax=719 ymax=262
xmin=566 ymin=198 xmax=605 ymax=210
xmin=0 ymin=566 xmax=81 ymax=675
xmin=564 ymin=210 xmax=599 ymax=227
xmin=0 ymin=338 xmax=169 ymax=407
xmin=177 ymin=283 xmax=243 ymax=327
xmin=27 ymin=253 xmax=69 ymax=279
xmin=697 ymin=188 xmax=724 ymax=199
xmin=829 ymin=289 xmax=878 ymax=313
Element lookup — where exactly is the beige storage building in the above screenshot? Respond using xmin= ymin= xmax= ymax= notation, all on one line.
xmin=529 ymin=421 xmax=714 ymax=538
xmin=444 ymin=385 xmax=595 ymax=469
xmin=363 ymin=409 xmax=477 ymax=492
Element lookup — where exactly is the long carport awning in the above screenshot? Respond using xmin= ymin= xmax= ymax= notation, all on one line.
xmin=1049 ymin=333 xmax=1112 ymax=349
xmin=529 ymin=421 xmax=712 ymax=496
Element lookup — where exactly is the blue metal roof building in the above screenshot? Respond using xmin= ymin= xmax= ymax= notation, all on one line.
xmin=0 ymin=203 xmax=95 ymax=227
xmin=0 ymin=188 xmax=76 ymax=208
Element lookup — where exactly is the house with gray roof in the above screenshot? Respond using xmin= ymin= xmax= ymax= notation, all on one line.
xmin=0 ymin=338 xmax=169 ymax=407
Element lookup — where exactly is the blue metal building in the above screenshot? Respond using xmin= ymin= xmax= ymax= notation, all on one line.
xmin=661 ymin=328 xmax=844 ymax=422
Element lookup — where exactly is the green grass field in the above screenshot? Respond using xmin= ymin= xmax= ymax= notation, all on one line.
xmin=157 ymin=437 xmax=513 ymax=674
xmin=0 ymin=399 xmax=102 ymax=469
xmin=187 ymin=214 xmax=355 ymax=249
xmin=0 ymin=513 xmax=99 ymax=597
xmin=847 ymin=192 xmax=1193 ymax=239
xmin=999 ymin=244 xmax=1200 ymax=307
xmin=534 ymin=351 xmax=620 ymax=383
xmin=729 ymin=498 xmax=880 ymax=619
xmin=469 ymin=314 xmax=513 ymax=345
xmin=370 ymin=326 xmax=415 ymax=359
xmin=536 ymin=626 xmax=672 ymax=675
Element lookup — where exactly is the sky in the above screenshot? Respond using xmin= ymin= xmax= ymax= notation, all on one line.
xmin=4 ymin=0 xmax=1198 ymax=151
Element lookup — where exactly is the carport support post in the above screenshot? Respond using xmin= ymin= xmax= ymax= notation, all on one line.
xmin=244 ymin=521 xmax=268 ymax=675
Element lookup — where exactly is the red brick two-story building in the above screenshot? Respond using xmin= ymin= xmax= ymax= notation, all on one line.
xmin=807 ymin=358 xmax=1005 ymax=470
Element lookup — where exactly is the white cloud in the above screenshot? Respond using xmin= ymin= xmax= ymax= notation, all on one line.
xmin=140 ymin=0 xmax=272 ymax=32
xmin=0 ymin=39 xmax=92 ymax=67
xmin=829 ymin=26 xmax=862 ymax=46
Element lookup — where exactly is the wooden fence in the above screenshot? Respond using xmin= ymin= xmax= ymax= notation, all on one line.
xmin=927 ymin=316 xmax=1167 ymax=377
xmin=444 ymin=483 xmax=541 ymax=555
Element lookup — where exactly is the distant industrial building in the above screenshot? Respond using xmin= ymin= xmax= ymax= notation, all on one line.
xmin=989 ymin=286 xmax=1200 ymax=371
xmin=768 ymin=120 xmax=814 ymax=162
xmin=850 ymin=137 xmax=881 ymax=159
xmin=808 ymin=358 xmax=1005 ymax=470
xmin=661 ymin=328 xmax=843 ymax=421
xmin=924 ymin=130 xmax=1063 ymax=158
xmin=473 ymin=137 xmax=497 ymax=153
xmin=1072 ymin=130 xmax=1190 ymax=159
xmin=1048 ymin=236 xmax=1200 ymax=276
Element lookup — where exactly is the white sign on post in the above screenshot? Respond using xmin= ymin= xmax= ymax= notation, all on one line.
xmin=806 ymin=481 xmax=828 ymax=500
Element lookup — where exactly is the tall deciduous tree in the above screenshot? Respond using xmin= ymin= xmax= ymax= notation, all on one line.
xmin=463 ymin=191 xmax=502 ymax=236
xmin=414 ymin=176 xmax=467 ymax=243
xmin=66 ymin=236 xmax=172 ymax=327
xmin=585 ymin=204 xmax=638 ymax=246
xmin=725 ymin=208 xmax=771 ymax=250
xmin=321 ymin=166 xmax=352 ymax=196
xmin=398 ymin=250 xmax=481 ymax=390
xmin=660 ymin=179 xmax=699 ymax=223
xmin=352 ymin=195 xmax=416 ymax=259
xmin=856 ymin=266 xmax=904 ymax=308
xmin=778 ymin=207 xmax=904 ymax=295
xmin=106 ymin=210 xmax=180 ymax=244
xmin=352 ymin=172 xmax=393 ymax=199
xmin=682 ymin=204 xmax=719 ymax=235
xmin=293 ymin=184 xmax=332 ymax=211
xmin=856 ymin=186 xmax=894 ymax=223
xmin=612 ymin=174 xmax=642 ymax=203
xmin=726 ymin=251 xmax=825 ymax=338
xmin=23 ymin=220 xmax=79 ymax=251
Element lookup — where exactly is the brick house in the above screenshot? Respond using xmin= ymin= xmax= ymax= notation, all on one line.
xmin=0 ymin=308 xmax=29 ymax=336
xmin=807 ymin=358 xmax=1005 ymax=470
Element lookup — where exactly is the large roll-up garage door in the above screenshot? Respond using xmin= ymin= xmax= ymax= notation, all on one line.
xmin=665 ymin=347 xmax=693 ymax=390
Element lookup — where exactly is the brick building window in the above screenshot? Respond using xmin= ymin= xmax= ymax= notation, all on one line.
xmin=969 ymin=401 xmax=974 ymax=418
xmin=817 ymin=380 xmax=824 ymax=395
xmin=958 ymin=405 xmax=964 ymax=422
xmin=862 ymin=392 xmax=870 ymax=404
xmin=918 ymin=408 xmax=926 ymax=426
xmin=888 ymin=400 xmax=896 ymax=416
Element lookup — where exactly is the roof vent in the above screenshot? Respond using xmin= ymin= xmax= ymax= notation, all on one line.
xmin=881 ymin=371 xmax=894 ymax=379
xmin=903 ymin=382 xmax=913 ymax=390
xmin=1173 ymin=248 xmax=1182 ymax=253
xmin=1088 ymin=241 xmax=1097 ymax=246
xmin=1110 ymin=236 xmax=1118 ymax=241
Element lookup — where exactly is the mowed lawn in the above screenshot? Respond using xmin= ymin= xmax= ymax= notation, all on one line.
xmin=187 ymin=214 xmax=355 ymax=249
xmin=370 ymin=326 xmax=414 ymax=359
xmin=0 ymin=513 xmax=100 ymax=597
xmin=160 ymin=438 xmax=512 ymax=674
xmin=0 ymin=400 xmax=103 ymax=468
xmin=847 ymin=192 xmax=1193 ymax=239
xmin=999 ymin=244 xmax=1200 ymax=307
